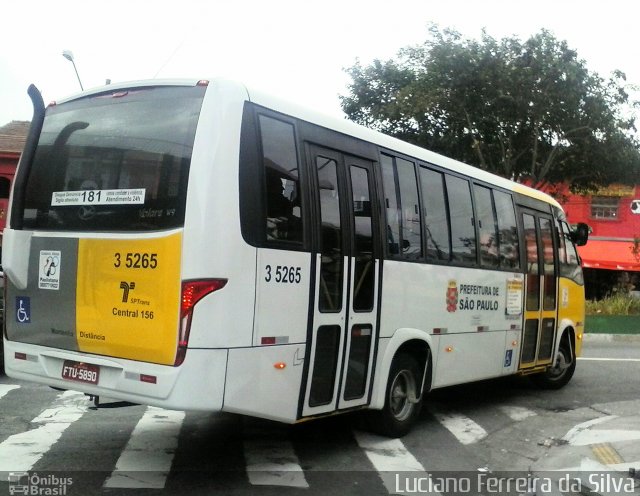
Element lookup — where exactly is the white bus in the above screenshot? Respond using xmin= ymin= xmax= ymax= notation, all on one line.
xmin=2 ymin=79 xmax=587 ymax=437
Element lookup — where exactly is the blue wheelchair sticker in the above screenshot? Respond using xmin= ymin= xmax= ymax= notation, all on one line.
xmin=504 ymin=349 xmax=513 ymax=367
xmin=16 ymin=297 xmax=31 ymax=324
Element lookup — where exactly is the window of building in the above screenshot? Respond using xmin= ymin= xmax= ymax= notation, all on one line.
xmin=0 ymin=177 xmax=10 ymax=199
xmin=591 ymin=196 xmax=619 ymax=219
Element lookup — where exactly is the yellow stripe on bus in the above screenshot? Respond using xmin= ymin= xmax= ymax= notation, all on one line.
xmin=76 ymin=233 xmax=182 ymax=365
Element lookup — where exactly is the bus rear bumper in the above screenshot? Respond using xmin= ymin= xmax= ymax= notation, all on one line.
xmin=3 ymin=340 xmax=228 ymax=411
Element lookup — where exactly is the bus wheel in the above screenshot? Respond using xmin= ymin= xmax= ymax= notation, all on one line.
xmin=532 ymin=342 xmax=576 ymax=390
xmin=369 ymin=354 xmax=422 ymax=438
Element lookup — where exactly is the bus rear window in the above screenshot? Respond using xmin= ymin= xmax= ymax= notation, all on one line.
xmin=21 ymin=85 xmax=205 ymax=231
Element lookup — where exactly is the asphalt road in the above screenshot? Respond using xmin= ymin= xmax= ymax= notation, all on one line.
xmin=0 ymin=337 xmax=638 ymax=496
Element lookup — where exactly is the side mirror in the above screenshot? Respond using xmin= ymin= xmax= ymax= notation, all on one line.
xmin=571 ymin=222 xmax=589 ymax=246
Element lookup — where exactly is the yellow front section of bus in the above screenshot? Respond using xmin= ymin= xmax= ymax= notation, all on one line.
xmin=558 ymin=277 xmax=585 ymax=357
xmin=76 ymin=233 xmax=182 ymax=365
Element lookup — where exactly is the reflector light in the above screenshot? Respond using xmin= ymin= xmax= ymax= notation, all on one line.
xmin=175 ymin=279 xmax=227 ymax=366
xmin=261 ymin=337 xmax=276 ymax=345
xmin=15 ymin=352 xmax=27 ymax=360
xmin=196 ymin=80 xmax=209 ymax=86
xmin=140 ymin=374 xmax=157 ymax=384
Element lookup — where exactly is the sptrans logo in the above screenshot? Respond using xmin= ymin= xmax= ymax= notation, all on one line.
xmin=446 ymin=280 xmax=458 ymax=313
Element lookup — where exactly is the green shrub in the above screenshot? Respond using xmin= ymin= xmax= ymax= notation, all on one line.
xmin=585 ymin=293 xmax=640 ymax=315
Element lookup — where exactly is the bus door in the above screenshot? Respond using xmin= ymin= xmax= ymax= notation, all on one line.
xmin=302 ymin=145 xmax=381 ymax=416
xmin=519 ymin=211 xmax=558 ymax=370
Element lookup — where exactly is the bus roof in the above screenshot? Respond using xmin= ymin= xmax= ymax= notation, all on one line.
xmin=244 ymin=82 xmax=561 ymax=210
xmin=50 ymin=77 xmax=561 ymax=210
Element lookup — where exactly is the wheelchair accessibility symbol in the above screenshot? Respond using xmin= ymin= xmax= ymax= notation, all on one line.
xmin=16 ymin=297 xmax=31 ymax=324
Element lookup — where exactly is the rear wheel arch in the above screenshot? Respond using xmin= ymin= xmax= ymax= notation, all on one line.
xmin=394 ymin=339 xmax=432 ymax=399
xmin=365 ymin=333 xmax=433 ymax=437
xmin=532 ymin=326 xmax=577 ymax=389
xmin=370 ymin=330 xmax=434 ymax=410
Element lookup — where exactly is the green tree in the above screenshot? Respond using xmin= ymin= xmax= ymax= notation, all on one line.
xmin=341 ymin=26 xmax=640 ymax=189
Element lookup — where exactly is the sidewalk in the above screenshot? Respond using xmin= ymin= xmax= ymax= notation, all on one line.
xmin=584 ymin=333 xmax=640 ymax=343
xmin=531 ymin=402 xmax=640 ymax=495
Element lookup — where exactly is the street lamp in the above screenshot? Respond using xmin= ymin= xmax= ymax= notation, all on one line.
xmin=62 ymin=50 xmax=84 ymax=91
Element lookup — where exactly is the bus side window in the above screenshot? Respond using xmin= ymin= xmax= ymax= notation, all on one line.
xmin=493 ymin=190 xmax=520 ymax=269
xmin=381 ymin=154 xmax=401 ymax=256
xmin=258 ymin=115 xmax=303 ymax=245
xmin=419 ymin=166 xmax=450 ymax=262
xmin=445 ymin=175 xmax=476 ymax=265
xmin=559 ymin=221 xmax=584 ymax=285
xmin=395 ymin=158 xmax=422 ymax=260
xmin=381 ymin=154 xmax=422 ymax=260
xmin=474 ymin=184 xmax=499 ymax=268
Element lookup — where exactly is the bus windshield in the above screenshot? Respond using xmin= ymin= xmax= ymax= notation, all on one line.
xmin=21 ymin=85 xmax=206 ymax=231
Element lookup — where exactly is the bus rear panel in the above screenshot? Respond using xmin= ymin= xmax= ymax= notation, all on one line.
xmin=3 ymin=81 xmax=244 ymax=411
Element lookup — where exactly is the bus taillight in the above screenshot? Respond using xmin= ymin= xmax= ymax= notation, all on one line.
xmin=175 ymin=279 xmax=227 ymax=366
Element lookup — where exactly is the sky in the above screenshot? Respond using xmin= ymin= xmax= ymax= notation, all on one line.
xmin=2 ymin=0 xmax=640 ymax=127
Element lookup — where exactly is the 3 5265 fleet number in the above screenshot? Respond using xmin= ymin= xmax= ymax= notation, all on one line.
xmin=114 ymin=252 xmax=158 ymax=269
xmin=265 ymin=265 xmax=301 ymax=284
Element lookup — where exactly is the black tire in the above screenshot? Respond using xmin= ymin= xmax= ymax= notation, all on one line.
xmin=531 ymin=341 xmax=576 ymax=390
xmin=368 ymin=353 xmax=423 ymax=438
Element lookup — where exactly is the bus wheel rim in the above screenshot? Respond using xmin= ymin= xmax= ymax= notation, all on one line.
xmin=549 ymin=348 xmax=570 ymax=379
xmin=390 ymin=370 xmax=414 ymax=421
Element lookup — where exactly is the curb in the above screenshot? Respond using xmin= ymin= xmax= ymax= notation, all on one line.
xmin=583 ymin=333 xmax=640 ymax=343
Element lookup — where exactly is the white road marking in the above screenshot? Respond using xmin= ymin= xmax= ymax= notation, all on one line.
xmin=0 ymin=390 xmax=88 ymax=479
xmin=498 ymin=405 xmax=537 ymax=421
xmin=430 ymin=410 xmax=488 ymax=445
xmin=354 ymin=431 xmax=441 ymax=495
xmin=578 ymin=357 xmax=640 ymax=362
xmin=104 ymin=407 xmax=185 ymax=489
xmin=0 ymin=384 xmax=20 ymax=401
xmin=562 ymin=415 xmax=640 ymax=446
xmin=562 ymin=415 xmax=616 ymax=446
xmin=244 ymin=437 xmax=309 ymax=488
xmin=354 ymin=430 xmax=424 ymax=472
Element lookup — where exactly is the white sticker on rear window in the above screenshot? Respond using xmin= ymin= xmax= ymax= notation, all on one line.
xmin=39 ymin=250 xmax=61 ymax=290
xmin=51 ymin=189 xmax=146 ymax=206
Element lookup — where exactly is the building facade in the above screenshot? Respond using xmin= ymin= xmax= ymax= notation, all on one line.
xmin=0 ymin=121 xmax=29 ymax=234
xmin=559 ymin=184 xmax=640 ymax=298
